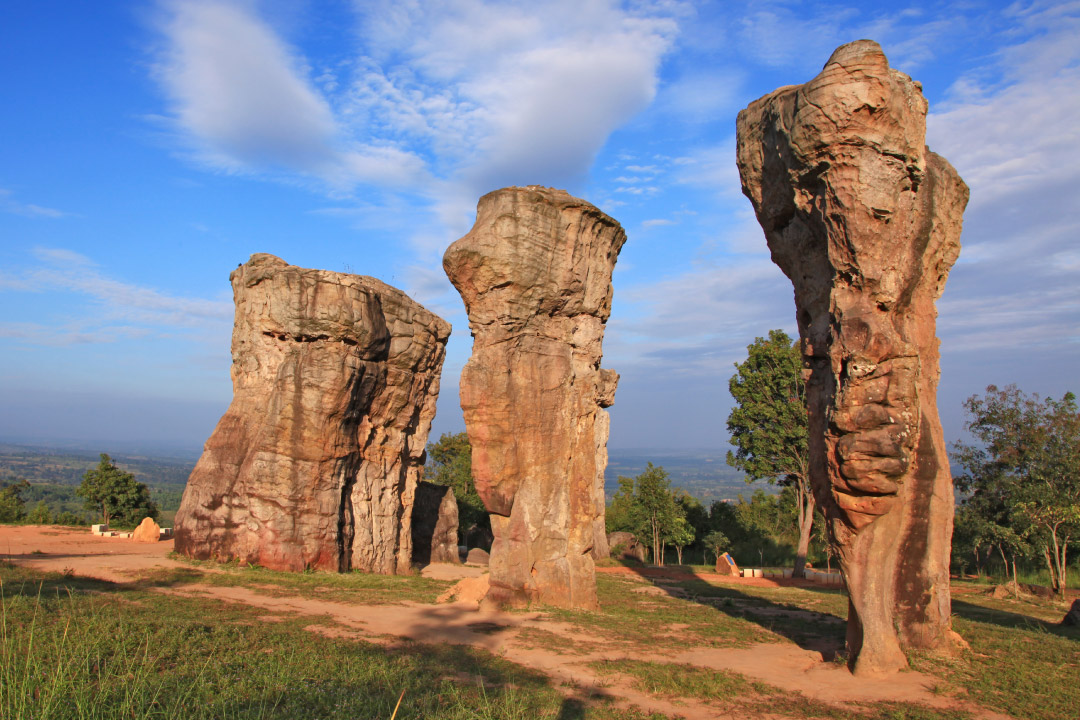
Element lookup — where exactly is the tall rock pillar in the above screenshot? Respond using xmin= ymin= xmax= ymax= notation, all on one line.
xmin=174 ymin=254 xmax=450 ymax=574
xmin=736 ymin=41 xmax=968 ymax=674
xmin=443 ymin=186 xmax=625 ymax=610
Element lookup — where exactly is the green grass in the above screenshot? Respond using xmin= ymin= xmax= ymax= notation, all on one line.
xmin=0 ymin=562 xmax=653 ymax=720
xmin=589 ymin=659 xmax=970 ymax=719
xmin=589 ymin=659 xmax=771 ymax=699
xmin=2 ymin=557 xmax=1076 ymax=720
xmin=165 ymin=553 xmax=452 ymax=605
xmin=911 ymin=591 xmax=1080 ymax=720
xmin=545 ymin=573 xmax=785 ymax=649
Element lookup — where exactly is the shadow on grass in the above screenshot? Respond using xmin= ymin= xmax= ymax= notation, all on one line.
xmin=952 ymin=598 xmax=1080 ymax=640
xmin=612 ymin=561 xmax=848 ymax=658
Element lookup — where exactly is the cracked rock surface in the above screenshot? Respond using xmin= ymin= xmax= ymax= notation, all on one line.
xmin=443 ymin=187 xmax=625 ymax=610
xmin=174 ymin=254 xmax=450 ymax=574
xmin=736 ymin=40 xmax=968 ymax=674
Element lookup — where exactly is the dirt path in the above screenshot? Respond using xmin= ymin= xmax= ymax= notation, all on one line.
xmin=0 ymin=523 xmax=183 ymax=582
xmin=1 ymin=525 xmax=1009 ymax=720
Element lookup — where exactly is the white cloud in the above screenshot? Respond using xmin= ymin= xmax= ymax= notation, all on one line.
xmin=1 ymin=247 xmax=233 ymax=345
xmin=155 ymin=0 xmax=425 ymax=188
xmin=348 ymin=0 xmax=679 ymax=195
xmin=928 ymin=68 xmax=1080 ymax=208
xmin=151 ymin=0 xmax=681 ymax=274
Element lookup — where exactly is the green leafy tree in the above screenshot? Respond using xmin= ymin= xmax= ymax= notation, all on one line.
xmin=424 ymin=432 xmax=489 ymax=544
xmin=632 ymin=463 xmax=682 ymax=566
xmin=727 ymin=330 xmax=813 ymax=577
xmin=702 ymin=530 xmax=730 ymax=566
xmin=606 ymin=474 xmax=638 ymax=534
xmin=676 ymin=491 xmax=709 ymax=537
xmin=668 ymin=515 xmax=695 ymax=565
xmin=55 ymin=510 xmax=86 ymax=526
xmin=27 ymin=500 xmax=51 ymax=524
xmin=0 ymin=479 xmax=29 ymax=522
xmin=953 ymin=385 xmax=1080 ymax=598
xmin=76 ymin=454 xmax=158 ymax=526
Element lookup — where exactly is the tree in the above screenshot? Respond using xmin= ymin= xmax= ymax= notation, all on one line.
xmin=0 ymin=479 xmax=29 ymax=522
xmin=668 ymin=515 xmax=695 ymax=565
xmin=76 ymin=454 xmax=158 ymax=526
xmin=702 ymin=530 xmax=730 ymax=566
xmin=424 ymin=432 xmax=488 ymax=544
xmin=673 ymin=491 xmax=707 ymax=564
xmin=55 ymin=510 xmax=85 ymax=526
xmin=953 ymin=385 xmax=1080 ymax=598
xmin=633 ymin=463 xmax=682 ymax=566
xmin=727 ymin=330 xmax=813 ymax=577
xmin=609 ymin=464 xmax=683 ymax=566
xmin=606 ymin=474 xmax=638 ymax=534
xmin=27 ymin=500 xmax=51 ymax=525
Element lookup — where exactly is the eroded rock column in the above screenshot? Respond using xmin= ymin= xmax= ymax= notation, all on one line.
xmin=736 ymin=41 xmax=968 ymax=674
xmin=443 ymin=186 xmax=625 ymax=609
xmin=174 ymin=254 xmax=450 ymax=574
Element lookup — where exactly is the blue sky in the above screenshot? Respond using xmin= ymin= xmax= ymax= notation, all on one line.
xmin=1 ymin=0 xmax=1078 ymax=456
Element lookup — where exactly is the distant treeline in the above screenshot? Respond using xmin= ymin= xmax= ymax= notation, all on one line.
xmin=0 ymin=446 xmax=192 ymax=525
xmin=0 ymin=446 xmax=193 ymax=488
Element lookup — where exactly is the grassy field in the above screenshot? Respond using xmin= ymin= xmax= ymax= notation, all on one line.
xmin=1 ymin=558 xmax=1076 ymax=719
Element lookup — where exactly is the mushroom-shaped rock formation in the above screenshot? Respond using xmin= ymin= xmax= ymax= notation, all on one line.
xmin=443 ymin=186 xmax=625 ymax=610
xmin=736 ymin=40 xmax=968 ymax=674
xmin=174 ymin=254 xmax=451 ymax=574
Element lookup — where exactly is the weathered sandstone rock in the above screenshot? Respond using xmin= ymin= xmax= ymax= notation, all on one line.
xmin=465 ymin=548 xmax=490 ymax=566
xmin=174 ymin=254 xmax=450 ymax=574
xmin=607 ymin=531 xmax=648 ymax=563
xmin=411 ymin=481 xmax=460 ymax=565
xmin=736 ymin=40 xmax=967 ymax=674
xmin=444 ymin=186 xmax=625 ymax=609
xmin=132 ymin=517 xmax=161 ymax=543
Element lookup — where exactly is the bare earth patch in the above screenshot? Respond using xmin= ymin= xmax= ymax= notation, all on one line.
xmin=0 ymin=524 xmax=1013 ymax=719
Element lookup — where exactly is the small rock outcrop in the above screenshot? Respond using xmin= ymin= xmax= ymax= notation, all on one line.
xmin=411 ymin=481 xmax=460 ymax=565
xmin=465 ymin=548 xmax=490 ymax=566
xmin=132 ymin=517 xmax=161 ymax=543
xmin=174 ymin=254 xmax=450 ymax=574
xmin=607 ymin=531 xmax=648 ymax=563
xmin=736 ymin=41 xmax=968 ymax=674
xmin=443 ymin=186 xmax=625 ymax=609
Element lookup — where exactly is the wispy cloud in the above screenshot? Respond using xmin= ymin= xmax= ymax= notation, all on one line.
xmin=641 ymin=218 xmax=675 ymax=228
xmin=927 ymin=3 xmax=1080 ymax=356
xmin=608 ymin=257 xmax=795 ymax=376
xmin=0 ymin=189 xmax=68 ymax=218
xmin=0 ymin=247 xmax=232 ymax=346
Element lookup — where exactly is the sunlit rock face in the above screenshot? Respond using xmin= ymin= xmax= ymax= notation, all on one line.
xmin=736 ymin=40 xmax=968 ymax=675
xmin=443 ymin=186 xmax=624 ymax=610
xmin=174 ymin=253 xmax=451 ymax=574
